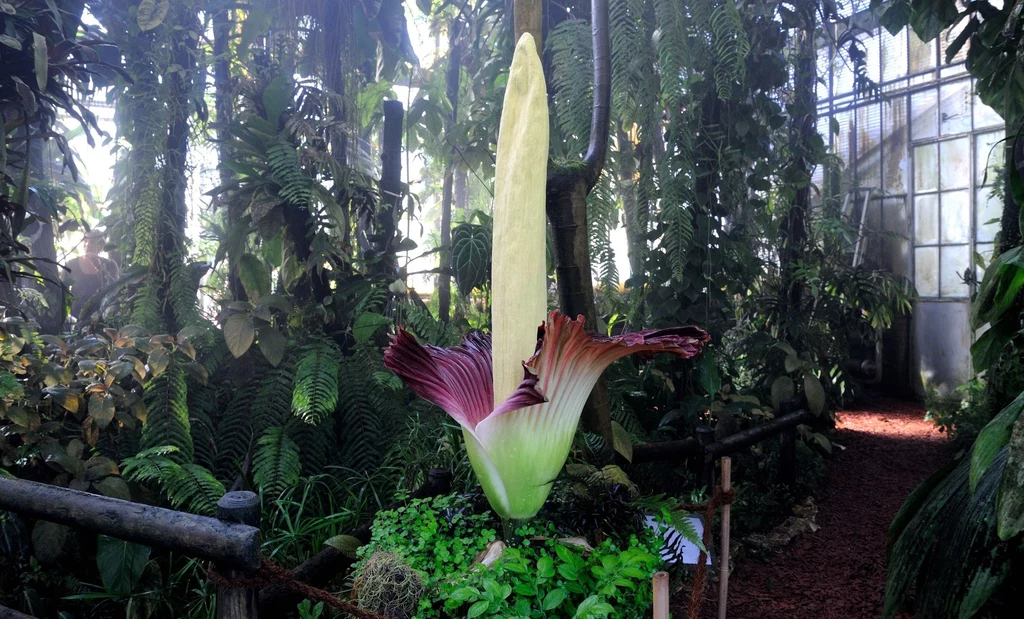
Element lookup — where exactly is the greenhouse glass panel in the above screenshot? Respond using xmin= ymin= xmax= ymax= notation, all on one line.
xmin=940 ymin=245 xmax=970 ymax=297
xmin=883 ymin=97 xmax=909 ymax=193
xmin=911 ymin=90 xmax=939 ymax=140
xmin=909 ymin=32 xmax=936 ymax=73
xmin=940 ymin=190 xmax=970 ymax=243
xmin=940 ymin=19 xmax=971 ymax=65
xmin=863 ymin=31 xmax=881 ymax=83
xmin=974 ymin=90 xmax=1002 ymax=129
xmin=881 ymin=28 xmax=908 ymax=81
xmin=939 ymin=137 xmax=970 ymax=190
xmin=939 ymin=82 xmax=972 ymax=135
xmin=914 ymin=143 xmax=939 ymax=191
xmin=976 ymin=187 xmax=1001 ymax=243
xmin=914 ymin=194 xmax=939 ymax=244
xmin=915 ymin=247 xmax=940 ymax=296
xmin=857 ymin=105 xmax=882 ymax=188
xmin=975 ymin=130 xmax=1003 ymax=185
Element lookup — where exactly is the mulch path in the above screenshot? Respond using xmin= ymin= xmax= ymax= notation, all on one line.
xmin=683 ymin=398 xmax=950 ymax=619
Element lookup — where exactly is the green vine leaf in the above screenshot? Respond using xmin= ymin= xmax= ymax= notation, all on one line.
xmin=238 ymin=253 xmax=271 ymax=302
xmin=803 ymin=373 xmax=826 ymax=416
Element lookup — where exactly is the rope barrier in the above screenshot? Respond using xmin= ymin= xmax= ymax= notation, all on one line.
xmin=678 ymin=486 xmax=735 ymax=619
xmin=209 ymin=557 xmax=388 ymax=619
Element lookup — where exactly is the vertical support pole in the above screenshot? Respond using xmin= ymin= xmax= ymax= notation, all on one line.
xmin=718 ymin=457 xmax=732 ymax=619
xmin=652 ymin=571 xmax=669 ymax=619
xmin=216 ymin=491 xmax=260 ymax=619
xmin=780 ymin=425 xmax=797 ymax=488
xmin=377 ymin=99 xmax=404 ymax=278
xmin=697 ymin=426 xmax=715 ymax=490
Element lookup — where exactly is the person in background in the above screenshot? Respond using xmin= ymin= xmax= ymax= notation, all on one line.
xmin=64 ymin=228 xmax=119 ymax=318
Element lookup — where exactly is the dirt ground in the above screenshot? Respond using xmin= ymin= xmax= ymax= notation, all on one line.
xmin=680 ymin=398 xmax=949 ymax=619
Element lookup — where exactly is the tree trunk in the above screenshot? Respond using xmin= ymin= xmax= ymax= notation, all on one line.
xmin=156 ymin=7 xmax=201 ymax=333
xmin=778 ymin=6 xmax=816 ymax=336
xmin=213 ymin=4 xmax=245 ymax=302
xmin=514 ymin=0 xmax=543 ymax=55
xmin=438 ymin=22 xmax=463 ymax=324
xmin=376 ymin=100 xmax=404 ymax=279
xmin=543 ymin=0 xmax=614 ymax=447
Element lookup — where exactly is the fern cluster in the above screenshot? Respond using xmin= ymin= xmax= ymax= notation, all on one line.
xmin=122 ymin=447 xmax=226 ymax=517
xmin=267 ymin=139 xmax=313 ymax=207
xmin=291 ymin=339 xmax=342 ymax=424
xmin=140 ymin=363 xmax=193 ymax=465
xmin=252 ymin=426 xmax=302 ymax=499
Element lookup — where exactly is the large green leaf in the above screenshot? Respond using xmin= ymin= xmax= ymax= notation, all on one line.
xmin=257 ymin=326 xmax=287 ymax=367
xmin=136 ymin=0 xmax=170 ymax=31
xmin=238 ymin=253 xmax=271 ymax=301
xmin=997 ymin=411 xmax=1024 ymax=539
xmin=916 ymin=449 xmax=1012 ymax=619
xmin=770 ymin=375 xmax=795 ymax=408
xmin=698 ymin=354 xmax=721 ymax=395
xmin=972 ymin=246 xmax=1024 ymax=329
xmin=352 ymin=312 xmax=391 ymax=344
xmin=803 ymin=372 xmax=826 ymax=416
xmin=450 ymin=222 xmax=491 ymax=294
xmin=971 ymin=390 xmax=1024 ymax=491
xmin=32 ymin=32 xmax=47 ymax=91
xmin=262 ymin=76 xmax=293 ymax=125
xmin=31 ymin=521 xmax=67 ymax=565
xmin=224 ymin=314 xmax=256 ymax=358
xmin=89 ymin=393 xmax=116 ymax=429
xmin=96 ymin=535 xmax=151 ymax=594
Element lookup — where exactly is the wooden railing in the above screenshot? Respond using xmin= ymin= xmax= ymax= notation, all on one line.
xmin=632 ymin=408 xmax=814 ymax=487
xmin=0 ymin=469 xmax=454 ymax=619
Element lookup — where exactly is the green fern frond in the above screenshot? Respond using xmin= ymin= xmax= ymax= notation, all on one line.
xmin=335 ymin=350 xmax=383 ymax=474
xmin=252 ymin=426 xmax=302 ymax=499
xmin=710 ymin=0 xmax=749 ymax=100
xmin=290 ymin=415 xmax=336 ymax=475
xmin=291 ymin=339 xmax=341 ymax=424
xmin=140 ymin=363 xmax=193 ymax=464
xmin=187 ymin=382 xmax=221 ymax=470
xmin=252 ymin=360 xmax=296 ymax=435
xmin=214 ymin=384 xmax=258 ymax=483
xmin=267 ymin=139 xmax=312 ymax=207
xmin=165 ymin=464 xmax=226 ymax=517
xmin=548 ymin=19 xmax=594 ymax=156
xmin=588 ymin=173 xmax=620 ymax=293
xmin=399 ymin=302 xmax=460 ymax=347
xmin=132 ymin=175 xmax=160 ymax=268
xmin=122 ymin=447 xmax=225 ymax=516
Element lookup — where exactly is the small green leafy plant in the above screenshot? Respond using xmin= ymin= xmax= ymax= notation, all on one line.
xmin=355 ymin=495 xmax=664 ymax=618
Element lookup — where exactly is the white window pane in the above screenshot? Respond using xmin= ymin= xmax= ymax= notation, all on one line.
xmin=914 ymin=143 xmax=938 ymax=191
xmin=940 ymin=190 xmax=970 ymax=243
xmin=975 ymin=131 xmax=1004 ymax=186
xmin=976 ymin=187 xmax=1001 ymax=243
xmin=939 ymin=82 xmax=972 ymax=135
xmin=883 ymin=97 xmax=910 ymax=193
xmin=915 ymin=194 xmax=939 ymax=244
xmin=911 ymin=90 xmax=938 ymax=140
xmin=881 ymin=28 xmax=908 ymax=82
xmin=973 ymin=90 xmax=1002 ymax=129
xmin=909 ymin=32 xmax=936 ymax=73
xmin=939 ymin=137 xmax=970 ymax=189
xmin=863 ymin=32 xmax=881 ymax=83
xmin=916 ymin=247 xmax=939 ymax=297
xmin=940 ymin=245 xmax=970 ymax=297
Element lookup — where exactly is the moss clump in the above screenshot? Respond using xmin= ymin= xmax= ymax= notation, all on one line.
xmin=352 ymin=552 xmax=424 ymax=619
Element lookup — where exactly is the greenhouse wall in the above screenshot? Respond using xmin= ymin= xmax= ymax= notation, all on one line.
xmin=815 ymin=7 xmax=1003 ymax=397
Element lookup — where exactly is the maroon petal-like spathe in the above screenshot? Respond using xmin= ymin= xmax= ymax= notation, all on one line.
xmin=382 ymin=329 xmax=545 ymax=431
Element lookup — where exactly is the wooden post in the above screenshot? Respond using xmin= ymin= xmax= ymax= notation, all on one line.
xmin=697 ymin=426 xmax=716 ymax=490
xmin=780 ymin=425 xmax=797 ymax=487
xmin=718 ymin=457 xmax=732 ymax=619
xmin=652 ymin=571 xmax=669 ymax=619
xmin=216 ymin=492 xmax=260 ymax=619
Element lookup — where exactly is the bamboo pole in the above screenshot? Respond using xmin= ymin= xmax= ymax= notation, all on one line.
xmin=718 ymin=457 xmax=733 ymax=619
xmin=653 ymin=571 xmax=669 ymax=619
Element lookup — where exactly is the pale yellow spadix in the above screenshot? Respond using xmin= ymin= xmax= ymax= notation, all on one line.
xmin=491 ymin=33 xmax=549 ymax=409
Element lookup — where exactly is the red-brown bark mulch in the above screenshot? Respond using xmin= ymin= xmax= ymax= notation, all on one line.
xmin=685 ymin=398 xmax=949 ymax=619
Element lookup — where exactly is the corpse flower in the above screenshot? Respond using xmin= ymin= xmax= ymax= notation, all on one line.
xmin=383 ymin=33 xmax=709 ymax=520
xmin=384 ymin=313 xmax=709 ymax=520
